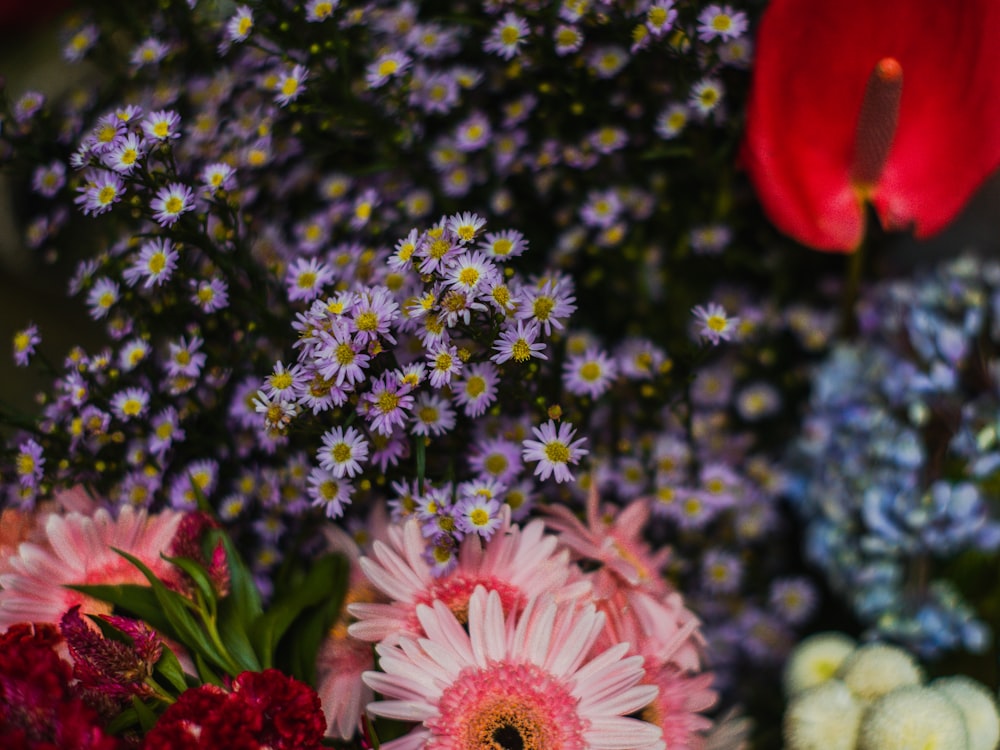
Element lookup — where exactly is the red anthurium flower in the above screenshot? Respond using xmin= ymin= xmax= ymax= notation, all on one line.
xmin=743 ymin=0 xmax=1000 ymax=252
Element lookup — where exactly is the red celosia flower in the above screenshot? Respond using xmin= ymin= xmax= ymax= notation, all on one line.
xmin=142 ymin=669 xmax=325 ymax=750
xmin=743 ymin=0 xmax=1000 ymax=252
xmin=0 ymin=622 xmax=120 ymax=749
xmin=60 ymin=605 xmax=162 ymax=718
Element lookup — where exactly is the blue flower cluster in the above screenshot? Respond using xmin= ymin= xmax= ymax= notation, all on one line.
xmin=787 ymin=256 xmax=1000 ymax=656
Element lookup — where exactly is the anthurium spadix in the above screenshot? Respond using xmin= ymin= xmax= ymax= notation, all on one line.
xmin=742 ymin=0 xmax=1000 ymax=252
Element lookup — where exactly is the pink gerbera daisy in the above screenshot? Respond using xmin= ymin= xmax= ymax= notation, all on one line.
xmin=544 ymin=485 xmax=671 ymax=589
xmin=0 ymin=506 xmax=184 ymax=628
xmin=364 ymin=586 xmax=666 ymax=750
xmin=347 ymin=506 xmax=589 ymax=643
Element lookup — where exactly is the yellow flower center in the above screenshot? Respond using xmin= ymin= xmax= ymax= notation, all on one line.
xmin=377 ymin=391 xmax=400 ymax=413
xmin=466 ymin=376 xmax=486 ymax=398
xmin=544 ymin=441 xmax=570 ymax=464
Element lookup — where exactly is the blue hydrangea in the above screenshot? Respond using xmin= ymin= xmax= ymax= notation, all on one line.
xmin=786 ymin=256 xmax=1000 ymax=657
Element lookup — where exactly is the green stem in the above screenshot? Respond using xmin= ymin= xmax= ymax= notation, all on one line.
xmin=840 ymin=236 xmax=867 ymax=337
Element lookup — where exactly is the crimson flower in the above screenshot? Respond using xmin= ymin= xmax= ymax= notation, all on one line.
xmin=742 ymin=0 xmax=1000 ymax=252
xmin=142 ymin=669 xmax=325 ymax=750
xmin=0 ymin=622 xmax=120 ymax=749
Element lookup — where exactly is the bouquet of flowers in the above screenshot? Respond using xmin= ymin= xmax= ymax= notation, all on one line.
xmin=2 ymin=0 xmax=1000 ymax=747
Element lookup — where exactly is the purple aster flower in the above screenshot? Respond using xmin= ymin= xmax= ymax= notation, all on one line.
xmin=12 ymin=324 xmax=40 ymax=367
xmin=131 ymin=37 xmax=170 ymax=67
xmin=350 ymin=286 xmax=399 ymax=345
xmin=141 ymin=109 xmax=181 ymax=141
xmin=110 ymin=387 xmax=150 ymax=421
xmin=307 ymin=466 xmax=354 ymax=519
xmin=315 ymin=327 xmax=370 ymax=387
xmin=317 ymin=425 xmax=369 ymax=478
xmin=563 ymin=346 xmax=617 ymax=398
xmin=692 ymin=301 xmax=740 ymax=345
xmin=165 ymin=335 xmax=206 ymax=378
xmin=468 ymin=436 xmax=523 ymax=483
xmin=150 ymin=182 xmax=195 ymax=226
xmin=149 ymin=406 xmax=185 ymax=457
xmin=14 ymin=438 xmax=45 ymax=489
xmin=286 ymin=258 xmax=334 ymax=303
xmin=696 ymin=3 xmax=748 ymax=42
xmin=190 ymin=277 xmax=229 ymax=312
xmin=491 ymin=319 xmax=547 ymax=365
xmin=454 ymin=361 xmax=498 ymax=418
xmin=75 ymin=169 xmax=125 ymax=216
xmin=365 ymin=52 xmax=411 ymax=88
xmin=200 ymin=162 xmax=236 ymax=193
xmin=123 ymin=238 xmax=179 ymax=288
xmin=86 ymin=277 xmax=121 ymax=319
xmin=426 ymin=342 xmax=462 ymax=388
xmin=13 ymin=91 xmax=45 ymax=123
xmin=31 ymin=161 xmax=66 ymax=197
xmin=274 ymin=64 xmax=309 ymax=106
xmin=484 ymin=12 xmax=529 ymax=60
xmin=521 ymin=419 xmax=588 ymax=484
xmin=361 ymin=373 xmax=414 ymax=436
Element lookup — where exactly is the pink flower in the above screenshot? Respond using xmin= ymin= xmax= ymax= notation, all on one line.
xmin=364 ymin=586 xmax=665 ymax=749
xmin=348 ymin=506 xmax=589 ymax=643
xmin=0 ymin=506 xmax=184 ymax=628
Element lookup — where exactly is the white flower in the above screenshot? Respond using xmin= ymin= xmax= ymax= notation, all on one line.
xmin=783 ymin=631 xmax=856 ymax=696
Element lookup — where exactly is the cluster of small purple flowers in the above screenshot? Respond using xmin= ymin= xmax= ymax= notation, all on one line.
xmin=264 ymin=213 xmax=587 ymax=549
xmin=0 ymin=0 xmax=798 ymax=718
xmin=786 ymin=255 xmax=1000 ymax=656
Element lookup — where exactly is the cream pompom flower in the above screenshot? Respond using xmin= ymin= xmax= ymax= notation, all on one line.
xmin=933 ymin=676 xmax=1000 ymax=750
xmin=859 ymin=685 xmax=969 ymax=750
xmin=837 ymin=642 xmax=924 ymax=703
xmin=0 ymin=505 xmax=184 ymax=628
xmin=364 ymin=586 xmax=666 ymax=750
xmin=783 ymin=631 xmax=856 ymax=696
xmin=784 ymin=679 xmax=862 ymax=750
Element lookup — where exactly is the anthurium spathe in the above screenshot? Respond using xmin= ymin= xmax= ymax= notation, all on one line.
xmin=742 ymin=0 xmax=1000 ymax=252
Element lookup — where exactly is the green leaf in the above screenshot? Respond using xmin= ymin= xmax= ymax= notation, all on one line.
xmin=195 ymin=651 xmax=225 ymax=687
xmin=162 ymin=554 xmax=218 ymax=610
xmin=217 ymin=597 xmax=262 ymax=672
xmin=282 ymin=595 xmax=343 ymax=686
xmin=363 ymin=715 xmax=381 ymax=749
xmin=251 ymin=553 xmax=347 ymax=668
xmin=107 ymin=707 xmax=140 ymax=735
xmin=217 ymin=531 xmax=263 ymax=622
xmin=155 ymin=646 xmax=191 ymax=694
xmin=111 ymin=548 xmax=237 ymax=676
xmin=67 ymin=583 xmax=174 ymax=636
xmin=132 ymin=695 xmax=158 ymax=732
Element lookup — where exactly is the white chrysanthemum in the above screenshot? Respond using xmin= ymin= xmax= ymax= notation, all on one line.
xmin=837 ymin=642 xmax=924 ymax=703
xmin=859 ymin=685 xmax=969 ymax=750
xmin=933 ymin=676 xmax=1000 ymax=750
xmin=784 ymin=679 xmax=862 ymax=750
xmin=783 ymin=631 xmax=857 ymax=696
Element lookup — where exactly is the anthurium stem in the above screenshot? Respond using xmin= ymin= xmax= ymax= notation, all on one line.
xmin=840 ymin=237 xmax=867 ymax=337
